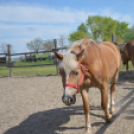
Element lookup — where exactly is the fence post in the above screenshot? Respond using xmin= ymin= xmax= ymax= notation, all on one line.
xmin=7 ymin=44 xmax=13 ymax=77
xmin=53 ymin=39 xmax=58 ymax=75
xmin=112 ymin=33 xmax=115 ymax=43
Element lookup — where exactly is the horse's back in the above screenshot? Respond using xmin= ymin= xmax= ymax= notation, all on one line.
xmin=98 ymin=42 xmax=121 ymax=78
xmin=99 ymin=41 xmax=120 ymax=54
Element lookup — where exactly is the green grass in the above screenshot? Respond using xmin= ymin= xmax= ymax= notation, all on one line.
xmin=0 ymin=60 xmax=57 ymax=77
xmin=0 ymin=60 xmax=134 ymax=77
xmin=13 ymin=59 xmax=56 ymax=66
xmin=0 ymin=65 xmax=57 ymax=77
xmin=120 ymin=61 xmax=134 ymax=71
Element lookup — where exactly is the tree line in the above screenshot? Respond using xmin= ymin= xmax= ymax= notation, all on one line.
xmin=0 ymin=35 xmax=67 ymax=54
xmin=69 ymin=15 xmax=134 ymax=43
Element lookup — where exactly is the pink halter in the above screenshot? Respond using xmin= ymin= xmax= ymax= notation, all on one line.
xmin=63 ymin=62 xmax=88 ymax=93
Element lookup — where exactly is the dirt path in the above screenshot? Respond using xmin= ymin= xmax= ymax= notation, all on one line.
xmin=0 ymin=71 xmax=134 ymax=134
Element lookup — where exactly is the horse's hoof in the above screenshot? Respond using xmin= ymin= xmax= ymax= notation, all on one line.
xmin=106 ymin=114 xmax=112 ymax=123
xmin=85 ymin=127 xmax=92 ymax=134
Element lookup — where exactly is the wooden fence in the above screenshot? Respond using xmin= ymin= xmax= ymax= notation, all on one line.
xmin=0 ymin=33 xmax=124 ymax=77
xmin=0 ymin=39 xmax=67 ymax=77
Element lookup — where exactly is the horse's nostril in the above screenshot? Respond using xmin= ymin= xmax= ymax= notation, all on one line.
xmin=70 ymin=98 xmax=73 ymax=103
xmin=62 ymin=95 xmax=65 ymax=103
xmin=69 ymin=95 xmax=76 ymax=104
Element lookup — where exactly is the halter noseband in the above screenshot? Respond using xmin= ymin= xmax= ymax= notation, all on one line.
xmin=63 ymin=63 xmax=88 ymax=93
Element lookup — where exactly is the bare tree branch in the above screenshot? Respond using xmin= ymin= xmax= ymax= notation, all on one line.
xmin=0 ymin=43 xmax=14 ymax=53
xmin=42 ymin=39 xmax=54 ymax=56
xmin=58 ymin=35 xmax=66 ymax=53
xmin=26 ymin=37 xmax=44 ymax=54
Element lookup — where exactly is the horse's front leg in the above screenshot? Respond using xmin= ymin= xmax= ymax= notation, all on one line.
xmin=101 ymin=83 xmax=112 ymax=123
xmin=81 ymin=89 xmax=91 ymax=134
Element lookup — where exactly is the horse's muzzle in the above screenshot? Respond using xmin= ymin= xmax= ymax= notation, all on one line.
xmin=62 ymin=95 xmax=76 ymax=105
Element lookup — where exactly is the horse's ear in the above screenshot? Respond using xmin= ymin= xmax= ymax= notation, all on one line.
xmin=55 ymin=52 xmax=63 ymax=61
xmin=76 ymin=49 xmax=84 ymax=61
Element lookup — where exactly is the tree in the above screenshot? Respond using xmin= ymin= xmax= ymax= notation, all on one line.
xmin=87 ymin=15 xmax=103 ymax=41
xmin=69 ymin=31 xmax=89 ymax=42
xmin=69 ymin=15 xmax=129 ymax=43
xmin=58 ymin=35 xmax=66 ymax=53
xmin=26 ymin=37 xmax=44 ymax=54
xmin=0 ymin=43 xmax=14 ymax=53
xmin=77 ymin=23 xmax=88 ymax=33
xmin=87 ymin=16 xmax=118 ymax=41
xmin=69 ymin=23 xmax=91 ymax=42
xmin=42 ymin=39 xmax=54 ymax=56
xmin=122 ymin=25 xmax=134 ymax=42
xmin=43 ymin=39 xmax=54 ymax=51
xmin=115 ymin=21 xmax=129 ymax=43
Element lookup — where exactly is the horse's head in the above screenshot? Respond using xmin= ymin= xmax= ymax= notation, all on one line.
xmin=55 ymin=50 xmax=84 ymax=105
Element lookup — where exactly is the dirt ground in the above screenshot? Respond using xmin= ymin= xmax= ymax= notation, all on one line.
xmin=0 ymin=71 xmax=134 ymax=134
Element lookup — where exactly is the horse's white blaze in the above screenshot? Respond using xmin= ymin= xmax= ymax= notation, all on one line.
xmin=63 ymin=71 xmax=70 ymax=99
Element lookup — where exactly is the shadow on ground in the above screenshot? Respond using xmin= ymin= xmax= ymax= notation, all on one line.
xmin=3 ymin=106 xmax=81 ymax=134
xmin=3 ymin=105 xmax=101 ymax=134
xmin=118 ymin=70 xmax=134 ymax=83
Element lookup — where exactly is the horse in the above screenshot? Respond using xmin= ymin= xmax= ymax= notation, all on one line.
xmin=55 ymin=38 xmax=121 ymax=134
xmin=120 ymin=40 xmax=134 ymax=76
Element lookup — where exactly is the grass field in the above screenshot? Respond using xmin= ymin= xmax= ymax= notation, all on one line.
xmin=0 ymin=60 xmax=57 ymax=77
xmin=120 ymin=61 xmax=134 ymax=71
xmin=0 ymin=60 xmax=134 ymax=77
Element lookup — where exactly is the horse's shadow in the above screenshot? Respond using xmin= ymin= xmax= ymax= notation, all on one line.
xmin=118 ymin=70 xmax=134 ymax=83
xmin=3 ymin=105 xmax=103 ymax=134
xmin=3 ymin=106 xmax=83 ymax=134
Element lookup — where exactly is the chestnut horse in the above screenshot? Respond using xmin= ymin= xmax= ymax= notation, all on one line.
xmin=55 ymin=38 xmax=121 ymax=134
xmin=121 ymin=40 xmax=134 ymax=76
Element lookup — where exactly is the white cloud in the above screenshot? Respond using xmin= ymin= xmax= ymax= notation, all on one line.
xmin=100 ymin=8 xmax=134 ymax=24
xmin=121 ymin=15 xmax=133 ymax=23
xmin=0 ymin=23 xmax=73 ymax=38
xmin=0 ymin=5 xmax=94 ymax=23
xmin=1 ymin=4 xmax=134 ymax=53
xmin=0 ymin=38 xmax=32 ymax=52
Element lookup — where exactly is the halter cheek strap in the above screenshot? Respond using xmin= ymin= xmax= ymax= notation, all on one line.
xmin=63 ymin=63 xmax=88 ymax=93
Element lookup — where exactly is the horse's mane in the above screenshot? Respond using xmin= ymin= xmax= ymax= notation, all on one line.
xmin=59 ymin=38 xmax=96 ymax=73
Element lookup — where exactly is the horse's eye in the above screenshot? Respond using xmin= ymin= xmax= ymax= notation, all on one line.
xmin=74 ymin=71 xmax=78 ymax=75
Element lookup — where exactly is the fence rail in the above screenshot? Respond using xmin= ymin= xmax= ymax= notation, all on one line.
xmin=0 ymin=47 xmax=67 ymax=56
xmin=0 ymin=39 xmax=67 ymax=76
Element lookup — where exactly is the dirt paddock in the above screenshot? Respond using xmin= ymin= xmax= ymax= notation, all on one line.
xmin=0 ymin=71 xmax=134 ymax=134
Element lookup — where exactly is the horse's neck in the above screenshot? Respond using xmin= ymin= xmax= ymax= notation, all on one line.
xmin=81 ymin=43 xmax=101 ymax=64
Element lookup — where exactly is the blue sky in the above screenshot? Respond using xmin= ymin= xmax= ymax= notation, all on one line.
xmin=0 ymin=0 xmax=134 ymax=52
